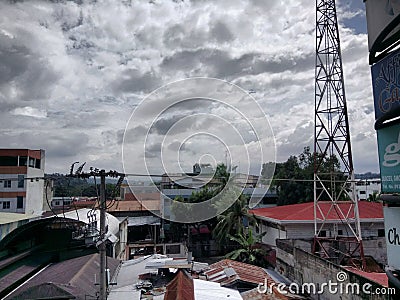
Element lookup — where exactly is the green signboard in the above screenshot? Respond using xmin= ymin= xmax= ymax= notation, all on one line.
xmin=377 ymin=123 xmax=400 ymax=193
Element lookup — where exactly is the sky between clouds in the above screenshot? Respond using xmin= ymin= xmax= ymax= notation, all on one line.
xmin=0 ymin=0 xmax=378 ymax=175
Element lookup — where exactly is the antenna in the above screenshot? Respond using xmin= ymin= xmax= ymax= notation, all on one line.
xmin=313 ymin=0 xmax=365 ymax=269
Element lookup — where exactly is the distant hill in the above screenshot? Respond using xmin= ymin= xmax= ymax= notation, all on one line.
xmin=354 ymin=172 xmax=380 ymax=180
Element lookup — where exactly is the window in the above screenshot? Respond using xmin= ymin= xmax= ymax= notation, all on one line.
xmin=18 ymin=175 xmax=24 ymax=188
xmin=28 ymin=157 xmax=35 ymax=168
xmin=320 ymin=230 xmax=327 ymax=237
xmin=19 ymin=156 xmax=27 ymax=166
xmin=378 ymin=229 xmax=385 ymax=237
xmin=338 ymin=230 xmax=343 ymax=235
xmin=2 ymin=201 xmax=10 ymax=209
xmin=54 ymin=201 xmax=60 ymax=206
xmin=3 ymin=180 xmax=11 ymax=188
xmin=359 ymin=191 xmax=366 ymax=195
xmin=0 ymin=156 xmax=18 ymax=166
xmin=35 ymin=159 xmax=41 ymax=169
xmin=17 ymin=196 xmax=23 ymax=209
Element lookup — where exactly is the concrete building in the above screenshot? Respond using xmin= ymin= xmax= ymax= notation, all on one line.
xmin=250 ymin=201 xmax=385 ymax=247
xmin=249 ymin=201 xmax=387 ymax=266
xmin=355 ymin=178 xmax=381 ymax=200
xmin=0 ymin=149 xmax=46 ymax=215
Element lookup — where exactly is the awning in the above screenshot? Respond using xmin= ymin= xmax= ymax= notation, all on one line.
xmin=126 ymin=216 xmax=160 ymax=227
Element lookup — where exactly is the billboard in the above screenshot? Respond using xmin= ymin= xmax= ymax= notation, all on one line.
xmin=365 ymin=0 xmax=400 ymax=51
xmin=371 ymin=48 xmax=400 ymax=122
xmin=384 ymin=206 xmax=400 ymax=270
xmin=377 ymin=123 xmax=400 ymax=193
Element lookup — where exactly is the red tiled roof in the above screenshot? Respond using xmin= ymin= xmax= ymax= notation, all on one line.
xmin=343 ymin=266 xmax=388 ymax=287
xmin=249 ymin=201 xmax=383 ymax=223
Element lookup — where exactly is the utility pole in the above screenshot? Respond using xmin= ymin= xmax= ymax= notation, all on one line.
xmin=99 ymin=170 xmax=107 ymax=300
xmin=67 ymin=164 xmax=124 ymax=300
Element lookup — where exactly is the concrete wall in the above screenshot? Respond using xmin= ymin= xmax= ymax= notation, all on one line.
xmin=363 ymin=237 xmax=387 ymax=266
xmin=276 ymin=240 xmax=390 ymax=300
xmin=259 ymin=221 xmax=287 ymax=246
xmin=115 ymin=219 xmax=128 ymax=260
xmin=26 ymin=167 xmax=45 ymax=215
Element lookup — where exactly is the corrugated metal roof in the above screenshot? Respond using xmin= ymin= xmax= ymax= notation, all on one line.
xmin=193 ymin=279 xmax=242 ymax=300
xmin=165 ymin=270 xmax=194 ymax=300
xmin=108 ymin=200 xmax=160 ymax=212
xmin=0 ymin=212 xmax=39 ymax=225
xmin=343 ymin=266 xmax=388 ymax=287
xmin=108 ymin=285 xmax=141 ymax=300
xmin=6 ymin=253 xmax=120 ymax=300
xmin=53 ymin=208 xmax=120 ymax=236
xmin=205 ymin=259 xmax=266 ymax=286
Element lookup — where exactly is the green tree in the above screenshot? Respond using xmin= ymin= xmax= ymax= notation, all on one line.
xmin=263 ymin=147 xmax=348 ymax=205
xmin=213 ymin=192 xmax=256 ymax=245
xmin=225 ymin=230 xmax=266 ymax=265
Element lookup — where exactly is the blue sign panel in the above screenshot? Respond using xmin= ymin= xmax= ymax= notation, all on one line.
xmin=372 ymin=48 xmax=400 ymax=121
xmin=377 ymin=123 xmax=400 ymax=193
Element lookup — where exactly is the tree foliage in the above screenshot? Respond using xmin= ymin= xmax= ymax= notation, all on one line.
xmin=263 ymin=147 xmax=347 ymax=206
xmin=225 ymin=230 xmax=266 ymax=264
xmin=48 ymin=174 xmax=120 ymax=198
xmin=213 ymin=192 xmax=256 ymax=244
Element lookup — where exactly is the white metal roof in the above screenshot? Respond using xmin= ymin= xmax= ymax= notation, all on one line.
xmin=54 ymin=208 xmax=120 ymax=236
xmin=193 ymin=279 xmax=242 ymax=300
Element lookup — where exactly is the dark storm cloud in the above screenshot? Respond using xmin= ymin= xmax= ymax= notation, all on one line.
xmin=150 ymin=114 xmax=187 ymax=135
xmin=210 ymin=21 xmax=234 ymax=43
xmin=0 ymin=34 xmax=30 ymax=84
xmin=112 ymin=69 xmax=161 ymax=93
xmin=168 ymin=141 xmax=186 ymax=152
xmin=0 ymin=33 xmax=58 ymax=110
xmin=160 ymin=48 xmax=314 ymax=79
xmin=121 ymin=125 xmax=148 ymax=144
xmin=162 ymin=22 xmax=208 ymax=49
xmin=1 ymin=131 xmax=90 ymax=159
xmin=145 ymin=142 xmax=162 ymax=158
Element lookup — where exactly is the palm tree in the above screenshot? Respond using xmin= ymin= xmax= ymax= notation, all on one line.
xmin=213 ymin=193 xmax=257 ymax=244
xmin=225 ymin=230 xmax=266 ymax=264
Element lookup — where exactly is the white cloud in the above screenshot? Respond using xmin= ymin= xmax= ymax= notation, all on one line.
xmin=11 ymin=106 xmax=47 ymax=118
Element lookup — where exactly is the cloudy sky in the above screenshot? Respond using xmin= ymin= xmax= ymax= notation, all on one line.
xmin=0 ymin=0 xmax=378 ymax=176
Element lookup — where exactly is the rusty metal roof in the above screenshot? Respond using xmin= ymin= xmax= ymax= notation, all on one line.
xmin=164 ymin=270 xmax=194 ymax=300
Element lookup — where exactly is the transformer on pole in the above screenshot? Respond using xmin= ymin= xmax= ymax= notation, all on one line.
xmin=313 ymin=0 xmax=365 ymax=269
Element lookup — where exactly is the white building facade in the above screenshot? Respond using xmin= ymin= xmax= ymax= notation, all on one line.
xmin=0 ymin=149 xmax=46 ymax=215
xmin=355 ymin=178 xmax=381 ymax=200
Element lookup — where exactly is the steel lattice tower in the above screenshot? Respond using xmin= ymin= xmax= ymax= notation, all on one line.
xmin=313 ymin=0 xmax=365 ymax=268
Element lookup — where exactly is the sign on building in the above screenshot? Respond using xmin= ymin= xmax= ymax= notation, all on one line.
xmin=371 ymin=48 xmax=400 ymax=122
xmin=384 ymin=206 xmax=400 ymax=270
xmin=377 ymin=123 xmax=400 ymax=193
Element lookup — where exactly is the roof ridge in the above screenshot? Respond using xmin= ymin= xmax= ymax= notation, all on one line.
xmin=69 ymin=253 xmax=98 ymax=285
